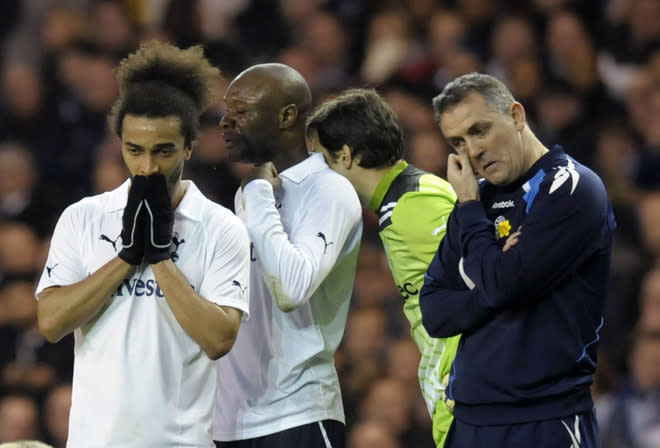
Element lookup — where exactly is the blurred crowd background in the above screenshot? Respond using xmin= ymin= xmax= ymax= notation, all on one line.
xmin=0 ymin=0 xmax=659 ymax=447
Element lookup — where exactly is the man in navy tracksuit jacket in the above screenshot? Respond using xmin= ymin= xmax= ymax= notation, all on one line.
xmin=421 ymin=73 xmax=615 ymax=447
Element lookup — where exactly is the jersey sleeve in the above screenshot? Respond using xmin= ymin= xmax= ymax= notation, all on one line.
xmin=419 ymin=211 xmax=495 ymax=337
xmin=35 ymin=203 xmax=88 ymax=299
xmin=198 ymin=211 xmax=251 ymax=319
xmin=243 ymin=177 xmax=362 ymax=311
xmin=457 ymin=167 xmax=614 ymax=311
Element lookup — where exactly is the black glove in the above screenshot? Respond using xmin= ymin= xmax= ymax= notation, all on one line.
xmin=143 ymin=174 xmax=174 ymax=264
xmin=118 ymin=175 xmax=148 ymax=265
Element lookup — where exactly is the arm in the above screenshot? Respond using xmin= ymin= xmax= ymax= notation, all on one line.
xmin=419 ymin=211 xmax=495 ymax=337
xmin=38 ymin=257 xmax=134 ymax=343
xmin=151 ymin=260 xmax=243 ymax=360
xmin=458 ymin=166 xmax=613 ymax=309
xmin=37 ymin=177 xmax=148 ymax=342
xmin=144 ymin=175 xmax=250 ymax=359
xmin=244 ymin=175 xmax=361 ymax=311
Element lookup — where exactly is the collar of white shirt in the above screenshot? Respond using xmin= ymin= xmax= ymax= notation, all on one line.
xmin=279 ymin=152 xmax=328 ymax=184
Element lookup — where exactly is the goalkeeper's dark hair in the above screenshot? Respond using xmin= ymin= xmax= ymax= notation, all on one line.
xmin=109 ymin=40 xmax=221 ymax=147
xmin=305 ymin=88 xmax=404 ymax=168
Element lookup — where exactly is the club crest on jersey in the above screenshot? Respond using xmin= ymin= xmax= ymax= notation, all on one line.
xmin=494 ymin=216 xmax=511 ymax=239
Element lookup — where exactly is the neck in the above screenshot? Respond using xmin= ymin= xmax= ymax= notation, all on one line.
xmin=171 ymin=180 xmax=186 ymax=209
xmin=271 ymin=136 xmax=309 ymax=171
xmin=522 ymin=130 xmax=550 ymax=172
xmin=352 ymin=162 xmax=400 ymax=208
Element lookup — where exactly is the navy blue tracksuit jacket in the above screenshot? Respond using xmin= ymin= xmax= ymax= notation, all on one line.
xmin=420 ymin=146 xmax=616 ymax=426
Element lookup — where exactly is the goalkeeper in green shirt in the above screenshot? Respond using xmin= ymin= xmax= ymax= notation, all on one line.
xmin=306 ymin=88 xmax=458 ymax=447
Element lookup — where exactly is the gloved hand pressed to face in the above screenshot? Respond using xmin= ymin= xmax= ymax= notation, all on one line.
xmin=118 ymin=175 xmax=148 ymax=265
xmin=143 ymin=174 xmax=174 ymax=264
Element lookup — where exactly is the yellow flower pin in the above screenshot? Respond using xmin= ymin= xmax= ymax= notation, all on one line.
xmin=497 ymin=219 xmax=512 ymax=238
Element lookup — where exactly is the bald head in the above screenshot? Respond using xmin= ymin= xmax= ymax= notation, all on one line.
xmin=221 ymin=63 xmax=312 ymax=166
xmin=232 ymin=63 xmax=312 ymax=114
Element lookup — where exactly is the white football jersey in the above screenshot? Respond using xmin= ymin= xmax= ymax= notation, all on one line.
xmin=36 ymin=180 xmax=250 ymax=448
xmin=214 ymin=153 xmax=362 ymax=440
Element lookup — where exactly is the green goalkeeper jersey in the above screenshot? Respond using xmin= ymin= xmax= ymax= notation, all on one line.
xmin=368 ymin=161 xmax=459 ymax=447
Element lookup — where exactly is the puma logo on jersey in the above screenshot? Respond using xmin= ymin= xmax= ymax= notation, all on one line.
xmin=316 ymin=232 xmax=334 ymax=254
xmin=550 ymin=159 xmax=580 ymax=195
xmin=99 ymin=234 xmax=120 ymax=251
xmin=46 ymin=263 xmax=58 ymax=278
xmin=232 ymin=280 xmax=248 ymax=296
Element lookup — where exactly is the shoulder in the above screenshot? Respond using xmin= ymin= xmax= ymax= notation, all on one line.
xmin=180 ymin=181 xmax=242 ymax=225
xmin=541 ymin=155 xmax=607 ymax=202
xmin=416 ymin=172 xmax=456 ymax=200
xmin=60 ymin=189 xmax=118 ymax=221
xmin=381 ymin=171 xmax=454 ymax=232
xmin=312 ymin=164 xmax=357 ymax=192
xmin=387 ymin=169 xmax=455 ymax=209
xmin=395 ymin=180 xmax=456 ymax=218
xmin=192 ymin=197 xmax=250 ymax=251
xmin=303 ymin=166 xmax=361 ymax=210
xmin=519 ymin=154 xmax=610 ymax=218
xmin=196 ymin=195 xmax=245 ymax=232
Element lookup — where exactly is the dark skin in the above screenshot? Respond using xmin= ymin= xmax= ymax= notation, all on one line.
xmin=219 ymin=63 xmax=312 ymax=190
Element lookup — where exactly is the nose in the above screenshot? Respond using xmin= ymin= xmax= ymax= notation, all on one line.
xmin=219 ymin=112 xmax=234 ymax=131
xmin=465 ymin=138 xmax=485 ymax=159
xmin=138 ymin=155 xmax=159 ymax=176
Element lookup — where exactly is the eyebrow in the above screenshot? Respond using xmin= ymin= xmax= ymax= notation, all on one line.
xmin=467 ymin=121 xmax=490 ymax=134
xmin=125 ymin=142 xmax=176 ymax=150
xmin=224 ymin=96 xmax=259 ymax=105
xmin=445 ymin=121 xmax=491 ymax=147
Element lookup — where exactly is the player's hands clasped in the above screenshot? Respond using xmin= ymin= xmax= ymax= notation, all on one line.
xmin=118 ymin=175 xmax=148 ymax=265
xmin=143 ymin=174 xmax=174 ymax=264
xmin=118 ymin=174 xmax=173 ymax=265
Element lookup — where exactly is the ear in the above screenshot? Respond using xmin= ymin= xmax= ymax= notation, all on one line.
xmin=184 ymin=146 xmax=193 ymax=161
xmin=338 ymin=144 xmax=356 ymax=169
xmin=279 ymin=104 xmax=298 ymax=129
xmin=511 ymin=102 xmax=526 ymax=132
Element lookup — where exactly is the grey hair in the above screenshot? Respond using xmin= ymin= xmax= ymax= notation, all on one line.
xmin=432 ymin=72 xmax=515 ymax=121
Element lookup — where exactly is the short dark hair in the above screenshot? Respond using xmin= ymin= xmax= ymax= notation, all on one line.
xmin=108 ymin=40 xmax=220 ymax=147
xmin=432 ymin=72 xmax=515 ymax=122
xmin=306 ymin=88 xmax=404 ymax=168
